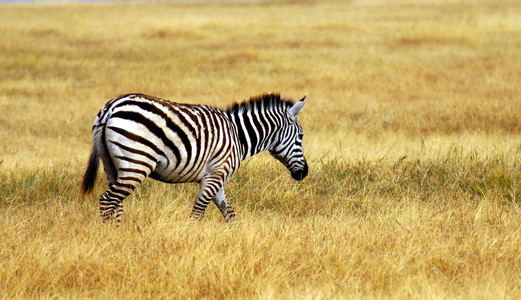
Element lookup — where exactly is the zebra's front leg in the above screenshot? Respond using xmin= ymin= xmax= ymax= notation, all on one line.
xmin=190 ymin=175 xmax=225 ymax=221
xmin=212 ymin=189 xmax=236 ymax=222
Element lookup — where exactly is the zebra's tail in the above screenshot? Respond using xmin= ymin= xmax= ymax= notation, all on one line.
xmin=80 ymin=125 xmax=103 ymax=196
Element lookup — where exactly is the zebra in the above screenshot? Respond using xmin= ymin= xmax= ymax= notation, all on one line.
xmin=80 ymin=93 xmax=308 ymax=222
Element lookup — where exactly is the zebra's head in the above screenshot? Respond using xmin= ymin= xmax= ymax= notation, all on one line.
xmin=269 ymin=96 xmax=308 ymax=181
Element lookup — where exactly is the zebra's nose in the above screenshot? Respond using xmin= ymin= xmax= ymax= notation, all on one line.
xmin=291 ymin=164 xmax=308 ymax=181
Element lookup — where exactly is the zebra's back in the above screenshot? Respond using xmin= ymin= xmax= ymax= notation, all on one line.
xmin=96 ymin=94 xmax=241 ymax=184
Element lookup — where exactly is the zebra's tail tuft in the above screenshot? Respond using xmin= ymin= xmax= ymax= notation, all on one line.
xmin=80 ymin=145 xmax=99 ymax=196
xmin=80 ymin=124 xmax=105 ymax=196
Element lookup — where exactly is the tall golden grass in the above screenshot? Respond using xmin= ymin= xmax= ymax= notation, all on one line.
xmin=1 ymin=0 xmax=521 ymax=298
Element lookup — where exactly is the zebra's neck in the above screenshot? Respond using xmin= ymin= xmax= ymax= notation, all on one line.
xmin=226 ymin=110 xmax=282 ymax=161
xmin=225 ymin=93 xmax=294 ymax=161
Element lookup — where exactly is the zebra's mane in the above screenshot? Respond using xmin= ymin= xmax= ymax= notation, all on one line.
xmin=226 ymin=93 xmax=294 ymax=114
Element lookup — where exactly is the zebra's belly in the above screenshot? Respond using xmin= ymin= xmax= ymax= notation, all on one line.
xmin=149 ymin=155 xmax=206 ymax=183
xmin=149 ymin=172 xmax=200 ymax=183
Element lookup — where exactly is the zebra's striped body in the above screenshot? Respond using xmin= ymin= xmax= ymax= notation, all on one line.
xmin=81 ymin=93 xmax=307 ymax=222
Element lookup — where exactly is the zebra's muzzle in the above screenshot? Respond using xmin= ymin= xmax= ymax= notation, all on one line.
xmin=290 ymin=164 xmax=308 ymax=181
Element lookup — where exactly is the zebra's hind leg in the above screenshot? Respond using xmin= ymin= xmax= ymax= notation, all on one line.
xmin=98 ymin=177 xmax=142 ymax=223
xmin=212 ymin=189 xmax=236 ymax=222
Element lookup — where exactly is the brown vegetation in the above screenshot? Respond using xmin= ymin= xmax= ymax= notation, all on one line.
xmin=1 ymin=0 xmax=521 ymax=298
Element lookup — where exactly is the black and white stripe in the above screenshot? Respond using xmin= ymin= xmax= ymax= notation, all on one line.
xmin=81 ymin=93 xmax=307 ymax=222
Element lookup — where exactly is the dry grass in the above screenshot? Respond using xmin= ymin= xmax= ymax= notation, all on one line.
xmin=1 ymin=0 xmax=521 ymax=298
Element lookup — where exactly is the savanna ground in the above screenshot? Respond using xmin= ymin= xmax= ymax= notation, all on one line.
xmin=1 ymin=0 xmax=521 ymax=298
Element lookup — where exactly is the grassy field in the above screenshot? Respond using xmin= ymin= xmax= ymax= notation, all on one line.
xmin=1 ymin=0 xmax=521 ymax=298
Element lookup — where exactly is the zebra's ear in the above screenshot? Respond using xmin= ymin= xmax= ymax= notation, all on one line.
xmin=288 ymin=96 xmax=306 ymax=119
